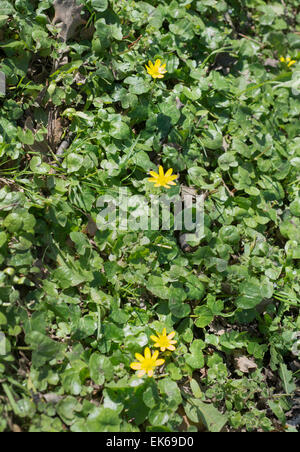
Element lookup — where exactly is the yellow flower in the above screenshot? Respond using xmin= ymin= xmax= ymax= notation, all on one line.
xmin=130 ymin=347 xmax=165 ymax=377
xmin=151 ymin=328 xmax=177 ymax=352
xmin=280 ymin=56 xmax=296 ymax=68
xmin=148 ymin=166 xmax=178 ymax=189
xmin=145 ymin=59 xmax=167 ymax=79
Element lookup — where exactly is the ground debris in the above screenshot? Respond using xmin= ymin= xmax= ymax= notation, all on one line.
xmin=53 ymin=0 xmax=85 ymax=42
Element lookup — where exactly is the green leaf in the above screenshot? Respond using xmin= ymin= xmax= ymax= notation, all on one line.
xmin=279 ymin=363 xmax=296 ymax=395
xmin=64 ymin=153 xmax=84 ymax=173
xmin=133 ymin=151 xmax=153 ymax=171
xmin=194 ymin=306 xmax=214 ymax=328
xmin=185 ymin=400 xmax=227 ymax=432
xmin=70 ymin=231 xmax=90 ymax=255
xmin=201 ymin=129 xmax=223 ymax=150
xmin=109 ymin=120 xmax=131 ymax=140
xmin=186 ymin=340 xmax=205 ymax=369
xmin=290 ymin=197 xmax=300 ymax=217
xmin=57 ymin=396 xmax=82 ymax=425
xmin=0 ymin=1 xmax=15 ymax=14
xmin=190 ymin=379 xmax=202 ymax=398
xmin=0 ymin=231 xmax=8 ymax=247
xmin=236 ymin=279 xmax=263 ymax=310
xmin=62 ymin=368 xmax=83 ymax=395
xmin=268 ymin=399 xmax=287 ymax=424
xmin=16 ymin=398 xmax=36 ymax=418
xmin=89 ymin=353 xmax=113 ymax=385
xmin=3 ymin=212 xmax=23 ymax=233
xmin=83 ymin=408 xmax=121 ymax=432
xmin=169 ymin=296 xmax=191 ymax=319
xmin=147 ymin=276 xmax=170 ymax=300
xmin=17 ymin=128 xmax=35 ymax=145
xmin=26 ymin=331 xmax=65 ymax=368
xmin=158 ymin=378 xmax=182 ymax=406
xmin=185 ymin=274 xmax=205 ymax=300
xmin=219 ymin=225 xmax=240 ymax=244
xmin=91 ymin=0 xmax=108 ymax=12
xmin=30 ymin=156 xmax=51 ymax=174
xmin=73 ymin=315 xmax=97 ymax=340
xmin=124 ymin=76 xmax=151 ymax=95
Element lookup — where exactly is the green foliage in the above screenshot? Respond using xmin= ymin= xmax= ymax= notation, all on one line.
xmin=0 ymin=0 xmax=299 ymax=433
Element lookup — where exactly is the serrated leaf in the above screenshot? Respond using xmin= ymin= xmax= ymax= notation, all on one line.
xmin=279 ymin=363 xmax=296 ymax=395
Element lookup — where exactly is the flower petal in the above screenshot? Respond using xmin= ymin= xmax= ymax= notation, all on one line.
xmin=149 ymin=171 xmax=159 ymax=178
xmin=167 ymin=331 xmax=176 ymax=340
xmin=149 ymin=177 xmax=159 ymax=183
xmin=130 ymin=362 xmax=142 ymax=370
xmin=167 ymin=345 xmax=176 ymax=351
xmin=165 ymin=169 xmax=173 ymax=178
xmin=147 ymin=369 xmax=154 ymax=377
xmin=162 ymin=328 xmax=167 ymax=336
xmin=152 ymin=350 xmax=159 ymax=361
xmin=150 ymin=335 xmax=159 ymax=342
xmin=159 ymin=166 xmax=164 ymax=177
xmin=135 ymin=353 xmax=145 ymax=362
xmin=138 ymin=369 xmax=146 ymax=377
xmin=144 ymin=347 xmax=151 ymax=360
xmin=155 ymin=359 xmax=165 ymax=366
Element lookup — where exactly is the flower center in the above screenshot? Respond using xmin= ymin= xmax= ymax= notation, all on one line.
xmin=142 ymin=359 xmax=155 ymax=372
xmin=159 ymin=337 xmax=170 ymax=347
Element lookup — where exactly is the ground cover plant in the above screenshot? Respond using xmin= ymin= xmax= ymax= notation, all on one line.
xmin=0 ymin=0 xmax=299 ymax=432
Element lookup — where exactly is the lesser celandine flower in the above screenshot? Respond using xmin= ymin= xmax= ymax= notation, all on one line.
xmin=280 ymin=56 xmax=296 ymax=68
xmin=130 ymin=347 xmax=165 ymax=378
xmin=151 ymin=328 xmax=177 ymax=352
xmin=145 ymin=59 xmax=167 ymax=79
xmin=148 ymin=166 xmax=178 ymax=189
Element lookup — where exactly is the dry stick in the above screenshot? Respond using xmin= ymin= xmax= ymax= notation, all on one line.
xmin=56 ymin=135 xmax=72 ymax=157
xmin=238 ymin=33 xmax=263 ymax=46
xmin=221 ymin=179 xmax=235 ymax=197
xmin=0 ymin=203 xmax=19 ymax=211
xmin=128 ymin=35 xmax=142 ymax=49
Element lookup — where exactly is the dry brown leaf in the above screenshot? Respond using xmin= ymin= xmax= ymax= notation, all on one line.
xmin=43 ymin=393 xmax=63 ymax=404
xmin=47 ymin=113 xmax=67 ymax=150
xmin=12 ymin=424 xmax=22 ymax=432
xmin=264 ymin=58 xmax=278 ymax=68
xmin=87 ymin=216 xmax=98 ymax=238
xmin=234 ymin=354 xmax=257 ymax=373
